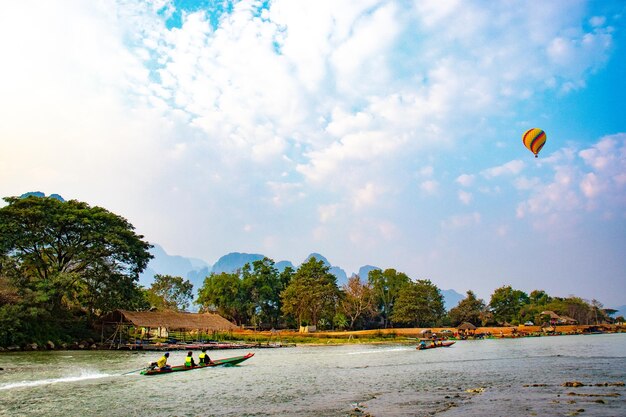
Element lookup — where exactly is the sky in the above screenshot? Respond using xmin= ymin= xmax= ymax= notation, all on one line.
xmin=1 ymin=0 xmax=625 ymax=307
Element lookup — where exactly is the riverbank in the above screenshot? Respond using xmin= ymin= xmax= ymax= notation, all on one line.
xmin=1 ymin=324 xmax=621 ymax=352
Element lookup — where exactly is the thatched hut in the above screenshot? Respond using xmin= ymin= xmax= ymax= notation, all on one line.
xmin=101 ymin=310 xmax=237 ymax=347
xmin=540 ymin=310 xmax=561 ymax=326
xmin=457 ymin=322 xmax=477 ymax=331
xmin=457 ymin=322 xmax=476 ymax=339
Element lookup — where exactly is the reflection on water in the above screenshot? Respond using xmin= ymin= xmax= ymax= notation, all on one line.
xmin=0 ymin=334 xmax=624 ymax=417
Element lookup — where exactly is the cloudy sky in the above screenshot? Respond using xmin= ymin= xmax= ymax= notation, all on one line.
xmin=1 ymin=0 xmax=625 ymax=307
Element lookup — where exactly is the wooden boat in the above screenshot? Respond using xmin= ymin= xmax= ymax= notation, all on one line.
xmin=140 ymin=352 xmax=254 ymax=375
xmin=416 ymin=341 xmax=455 ymax=350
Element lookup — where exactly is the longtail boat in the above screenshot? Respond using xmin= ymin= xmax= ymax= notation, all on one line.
xmin=140 ymin=352 xmax=254 ymax=375
xmin=416 ymin=341 xmax=455 ymax=350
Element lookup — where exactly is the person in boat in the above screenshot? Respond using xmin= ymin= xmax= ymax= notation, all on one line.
xmin=418 ymin=340 xmax=427 ymax=350
xmin=199 ymin=348 xmax=211 ymax=365
xmin=149 ymin=352 xmax=170 ymax=370
xmin=185 ymin=351 xmax=196 ymax=368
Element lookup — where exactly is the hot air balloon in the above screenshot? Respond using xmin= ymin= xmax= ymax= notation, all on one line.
xmin=522 ymin=128 xmax=546 ymax=158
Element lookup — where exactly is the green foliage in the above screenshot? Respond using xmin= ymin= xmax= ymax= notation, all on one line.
xmin=196 ymin=271 xmax=246 ymax=324
xmin=390 ymin=279 xmax=445 ymax=327
xmin=281 ymin=258 xmax=340 ymax=327
xmin=0 ymin=195 xmax=152 ymax=316
xmin=368 ymin=268 xmax=410 ymax=328
xmin=0 ymin=195 xmax=152 ymax=347
xmin=241 ymin=258 xmax=284 ymax=328
xmin=448 ymin=290 xmax=486 ymax=326
xmin=146 ymin=274 xmax=193 ymax=311
xmin=489 ymin=285 xmax=530 ymax=325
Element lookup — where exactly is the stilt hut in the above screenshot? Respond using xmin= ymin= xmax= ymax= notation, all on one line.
xmin=101 ymin=310 xmax=237 ymax=349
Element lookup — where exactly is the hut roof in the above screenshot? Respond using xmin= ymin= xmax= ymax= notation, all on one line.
xmin=104 ymin=310 xmax=237 ymax=331
xmin=540 ymin=310 xmax=561 ymax=319
xmin=457 ymin=322 xmax=477 ymax=330
xmin=559 ymin=315 xmax=578 ymax=324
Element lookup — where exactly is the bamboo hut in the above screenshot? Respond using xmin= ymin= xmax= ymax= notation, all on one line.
xmin=101 ymin=310 xmax=237 ymax=348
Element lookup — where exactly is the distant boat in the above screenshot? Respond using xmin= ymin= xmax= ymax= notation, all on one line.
xmin=416 ymin=341 xmax=455 ymax=350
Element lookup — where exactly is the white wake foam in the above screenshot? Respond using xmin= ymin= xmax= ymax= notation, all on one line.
xmin=347 ymin=347 xmax=411 ymax=355
xmin=0 ymin=371 xmax=111 ymax=391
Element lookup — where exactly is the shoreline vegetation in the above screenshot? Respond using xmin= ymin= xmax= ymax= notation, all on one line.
xmin=1 ymin=324 xmax=622 ymax=353
xmin=2 ymin=195 xmax=624 ymax=355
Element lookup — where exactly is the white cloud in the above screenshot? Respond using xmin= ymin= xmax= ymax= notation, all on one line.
xmin=456 ymin=174 xmax=475 ymax=187
xmin=1 ymin=0 xmax=623 ymax=306
xmin=318 ymin=204 xmax=339 ymax=223
xmin=516 ymin=134 xmax=626 ymax=230
xmin=441 ymin=212 xmax=481 ymax=230
xmin=420 ymin=180 xmax=439 ymax=194
xmin=458 ymin=190 xmax=473 ymax=205
xmin=353 ymin=182 xmax=384 ymax=210
xmin=482 ymin=160 xmax=525 ymax=178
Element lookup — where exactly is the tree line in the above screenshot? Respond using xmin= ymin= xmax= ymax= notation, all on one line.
xmin=0 ymin=196 xmax=620 ymax=347
xmin=192 ymin=258 xmax=619 ymax=331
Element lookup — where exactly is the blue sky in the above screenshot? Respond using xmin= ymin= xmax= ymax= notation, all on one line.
xmin=1 ymin=0 xmax=625 ymax=307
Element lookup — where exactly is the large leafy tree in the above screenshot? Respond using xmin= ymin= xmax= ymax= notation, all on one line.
xmin=489 ymin=285 xmax=530 ymax=325
xmin=196 ymin=271 xmax=246 ymax=325
xmin=281 ymin=258 xmax=340 ymax=327
xmin=340 ymin=275 xmax=375 ymax=330
xmin=368 ymin=268 xmax=410 ymax=328
xmin=0 ymin=196 xmax=152 ymax=316
xmin=241 ymin=258 xmax=283 ymax=328
xmin=146 ymin=274 xmax=193 ymax=311
xmin=448 ymin=290 xmax=486 ymax=326
xmin=391 ymin=279 xmax=445 ymax=327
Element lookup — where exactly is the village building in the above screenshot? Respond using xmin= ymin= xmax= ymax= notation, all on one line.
xmin=101 ymin=309 xmax=238 ymax=349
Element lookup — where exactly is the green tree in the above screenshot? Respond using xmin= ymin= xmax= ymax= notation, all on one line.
xmin=146 ymin=274 xmax=193 ymax=311
xmin=448 ymin=290 xmax=486 ymax=326
xmin=391 ymin=279 xmax=445 ymax=327
xmin=368 ymin=268 xmax=410 ymax=328
xmin=0 ymin=195 xmax=151 ymax=347
xmin=489 ymin=285 xmax=530 ymax=325
xmin=241 ymin=258 xmax=283 ymax=328
xmin=529 ymin=289 xmax=551 ymax=305
xmin=196 ymin=272 xmax=246 ymax=325
xmin=339 ymin=275 xmax=375 ymax=330
xmin=0 ymin=195 xmax=152 ymax=316
xmin=281 ymin=258 xmax=340 ymax=327
xmin=542 ymin=297 xmax=593 ymax=324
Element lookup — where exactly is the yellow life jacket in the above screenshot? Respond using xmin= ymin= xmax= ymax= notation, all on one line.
xmin=156 ymin=355 xmax=168 ymax=368
xmin=185 ymin=356 xmax=193 ymax=367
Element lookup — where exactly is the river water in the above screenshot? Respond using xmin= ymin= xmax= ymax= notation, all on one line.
xmin=1 ymin=334 xmax=624 ymax=417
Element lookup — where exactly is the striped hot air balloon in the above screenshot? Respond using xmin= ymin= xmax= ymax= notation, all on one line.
xmin=522 ymin=128 xmax=546 ymax=158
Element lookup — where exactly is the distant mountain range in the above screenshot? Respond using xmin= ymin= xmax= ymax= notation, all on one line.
xmin=139 ymin=244 xmax=466 ymax=311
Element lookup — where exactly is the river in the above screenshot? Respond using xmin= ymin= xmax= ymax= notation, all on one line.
xmin=1 ymin=333 xmax=625 ymax=416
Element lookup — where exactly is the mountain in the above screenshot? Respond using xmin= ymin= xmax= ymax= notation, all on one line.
xmin=275 ymin=260 xmax=295 ymax=272
xmin=305 ymin=253 xmax=348 ymax=285
xmin=357 ymin=265 xmax=381 ymax=279
xmin=140 ymin=247 xmax=467 ymax=310
xmin=211 ymin=252 xmax=265 ymax=274
xmin=20 ymin=191 xmax=65 ymax=201
xmin=138 ymin=244 xmax=209 ymax=289
xmin=441 ymin=289 xmax=465 ymax=311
